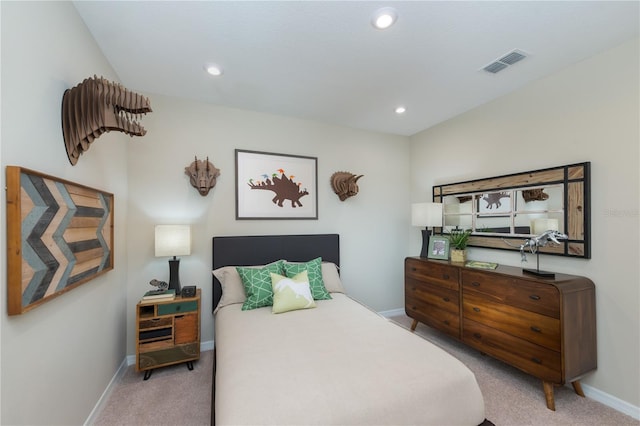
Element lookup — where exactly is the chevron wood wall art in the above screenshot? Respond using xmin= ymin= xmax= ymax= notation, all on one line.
xmin=6 ymin=166 xmax=114 ymax=315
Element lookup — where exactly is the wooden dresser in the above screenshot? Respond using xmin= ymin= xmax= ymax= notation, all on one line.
xmin=405 ymin=257 xmax=596 ymax=410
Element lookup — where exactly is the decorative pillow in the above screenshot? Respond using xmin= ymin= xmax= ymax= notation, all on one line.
xmin=212 ymin=266 xmax=247 ymax=314
xmin=320 ymin=262 xmax=345 ymax=293
xmin=236 ymin=260 xmax=285 ymax=310
xmin=271 ymin=271 xmax=316 ymax=314
xmin=284 ymin=257 xmax=332 ymax=300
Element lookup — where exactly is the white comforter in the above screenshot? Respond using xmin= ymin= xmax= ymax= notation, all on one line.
xmin=215 ymin=293 xmax=485 ymax=425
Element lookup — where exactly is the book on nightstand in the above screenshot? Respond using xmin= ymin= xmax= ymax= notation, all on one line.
xmin=142 ymin=289 xmax=176 ymax=301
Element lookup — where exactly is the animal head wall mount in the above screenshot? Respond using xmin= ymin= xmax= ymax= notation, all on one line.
xmin=61 ymin=75 xmax=152 ymax=165
xmin=330 ymin=172 xmax=363 ymax=201
xmin=185 ymin=156 xmax=221 ymax=196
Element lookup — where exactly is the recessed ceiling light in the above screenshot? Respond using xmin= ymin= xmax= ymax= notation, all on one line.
xmin=395 ymin=106 xmax=406 ymax=114
xmin=372 ymin=7 xmax=398 ymax=30
xmin=204 ymin=64 xmax=223 ymax=76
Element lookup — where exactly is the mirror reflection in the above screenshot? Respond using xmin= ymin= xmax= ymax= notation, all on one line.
xmin=442 ymin=184 xmax=565 ymax=237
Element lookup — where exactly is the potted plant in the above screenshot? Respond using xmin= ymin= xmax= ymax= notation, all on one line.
xmin=448 ymin=228 xmax=472 ymax=263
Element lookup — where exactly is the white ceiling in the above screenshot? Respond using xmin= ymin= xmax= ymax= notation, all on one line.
xmin=73 ymin=1 xmax=639 ymax=137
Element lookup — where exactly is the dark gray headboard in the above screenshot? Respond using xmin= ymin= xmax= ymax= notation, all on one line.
xmin=212 ymin=234 xmax=340 ymax=311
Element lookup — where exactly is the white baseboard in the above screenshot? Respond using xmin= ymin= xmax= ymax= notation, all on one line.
xmin=581 ymin=383 xmax=640 ymax=420
xmin=379 ymin=308 xmax=405 ymax=317
xmin=83 ymin=357 xmax=128 ymax=426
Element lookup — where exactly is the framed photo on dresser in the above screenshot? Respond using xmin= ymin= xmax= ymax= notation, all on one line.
xmin=427 ymin=236 xmax=449 ymax=260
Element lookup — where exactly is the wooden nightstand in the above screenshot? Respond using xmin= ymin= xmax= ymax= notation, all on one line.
xmin=136 ymin=289 xmax=201 ymax=380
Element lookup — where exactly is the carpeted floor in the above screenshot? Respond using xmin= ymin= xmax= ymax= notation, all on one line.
xmin=92 ymin=315 xmax=638 ymax=425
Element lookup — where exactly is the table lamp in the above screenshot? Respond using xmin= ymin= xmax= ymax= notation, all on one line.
xmin=412 ymin=202 xmax=443 ymax=258
xmin=155 ymin=225 xmax=191 ymax=295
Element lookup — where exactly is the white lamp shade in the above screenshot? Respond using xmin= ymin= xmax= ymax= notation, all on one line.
xmin=411 ymin=203 xmax=443 ymax=227
xmin=155 ymin=225 xmax=192 ymax=257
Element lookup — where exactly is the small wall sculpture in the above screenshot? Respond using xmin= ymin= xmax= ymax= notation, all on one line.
xmin=185 ymin=156 xmax=221 ymax=196
xmin=330 ymin=172 xmax=363 ymax=201
xmin=61 ymin=75 xmax=152 ymax=165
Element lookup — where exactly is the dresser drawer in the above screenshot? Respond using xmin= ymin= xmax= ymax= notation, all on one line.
xmin=463 ymin=292 xmax=560 ymax=351
xmin=462 ymin=270 xmax=559 ymax=318
xmin=405 ymin=258 xmax=459 ymax=292
xmin=406 ymin=278 xmax=459 ymax=315
xmin=463 ymin=319 xmax=561 ymax=383
xmin=158 ymin=300 xmax=198 ymax=316
xmin=406 ymin=297 xmax=460 ymax=338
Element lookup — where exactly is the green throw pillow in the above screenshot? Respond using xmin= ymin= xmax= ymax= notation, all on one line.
xmin=236 ymin=260 xmax=284 ymax=310
xmin=283 ymin=257 xmax=332 ymax=300
xmin=271 ymin=271 xmax=316 ymax=314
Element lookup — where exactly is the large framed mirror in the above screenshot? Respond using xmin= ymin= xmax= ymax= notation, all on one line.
xmin=433 ymin=162 xmax=590 ymax=258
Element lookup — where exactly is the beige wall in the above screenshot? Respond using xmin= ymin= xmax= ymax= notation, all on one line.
xmin=410 ymin=38 xmax=640 ymax=410
xmin=1 ymin=1 xmax=638 ymax=423
xmin=126 ymin=94 xmax=411 ymax=354
xmin=0 ymin=2 xmax=131 ymax=425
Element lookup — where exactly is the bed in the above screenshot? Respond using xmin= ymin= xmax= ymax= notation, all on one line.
xmin=212 ymin=234 xmax=486 ymax=425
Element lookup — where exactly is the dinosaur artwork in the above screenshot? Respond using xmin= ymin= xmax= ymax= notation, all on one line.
xmin=247 ymin=169 xmax=308 ymax=208
xmin=61 ymin=75 xmax=152 ymax=165
xmin=482 ymin=192 xmax=510 ymax=209
xmin=185 ymin=156 xmax=221 ymax=196
xmin=330 ymin=172 xmax=363 ymax=201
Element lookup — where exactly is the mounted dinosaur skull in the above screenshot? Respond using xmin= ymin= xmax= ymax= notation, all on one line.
xmin=330 ymin=172 xmax=363 ymax=201
xmin=185 ymin=156 xmax=221 ymax=196
xmin=61 ymin=75 xmax=152 ymax=165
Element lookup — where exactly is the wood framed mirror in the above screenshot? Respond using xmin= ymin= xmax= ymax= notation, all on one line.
xmin=433 ymin=162 xmax=590 ymax=258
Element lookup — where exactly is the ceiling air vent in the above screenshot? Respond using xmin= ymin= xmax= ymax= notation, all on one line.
xmin=482 ymin=49 xmax=528 ymax=74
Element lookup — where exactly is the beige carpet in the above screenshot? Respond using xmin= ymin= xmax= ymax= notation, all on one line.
xmin=92 ymin=351 xmax=212 ymax=426
xmin=92 ymin=316 xmax=638 ymax=425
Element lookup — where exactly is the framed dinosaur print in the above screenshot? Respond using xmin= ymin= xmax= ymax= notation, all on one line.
xmin=235 ymin=149 xmax=318 ymax=220
xmin=5 ymin=166 xmax=114 ymax=315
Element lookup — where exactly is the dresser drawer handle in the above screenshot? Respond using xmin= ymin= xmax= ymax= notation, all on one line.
xmin=473 ymin=307 xmax=481 ymax=312
xmin=530 ymin=326 xmax=542 ymax=333
xmin=529 ymin=295 xmax=541 ymax=301
xmin=531 ymin=357 xmax=542 ymax=364
xmin=473 ymin=333 xmax=482 ymax=339
xmin=411 ymin=306 xmax=417 ymax=311
xmin=443 ymin=297 xmax=450 ymax=302
xmin=471 ymin=282 xmax=480 ymax=287
xmin=443 ymin=320 xmax=450 ymax=325
xmin=443 ymin=274 xmax=450 ymax=280
xmin=411 ymin=267 xmax=417 ymax=272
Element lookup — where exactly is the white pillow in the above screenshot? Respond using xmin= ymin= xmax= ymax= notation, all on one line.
xmin=212 ymin=266 xmax=246 ymax=314
xmin=321 ymin=262 xmax=345 ymax=294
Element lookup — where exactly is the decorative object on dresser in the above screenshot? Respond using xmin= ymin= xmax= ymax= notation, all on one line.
xmin=184 ymin=156 xmax=220 ymax=196
xmin=427 ymin=235 xmax=449 ymax=260
xmin=61 ymin=75 xmax=152 ymax=165
xmin=136 ymin=288 xmax=201 ymax=380
xmin=330 ymin=171 xmax=363 ymax=201
xmin=155 ymin=225 xmax=192 ymax=295
xmin=517 ymin=230 xmax=568 ymax=278
xmin=434 ymin=162 xmax=590 ymax=258
xmin=5 ymin=166 xmax=114 ymax=315
xmin=448 ymin=228 xmax=472 ymax=263
xmin=405 ymin=257 xmax=596 ymax=411
xmin=411 ymin=202 xmax=443 ymax=258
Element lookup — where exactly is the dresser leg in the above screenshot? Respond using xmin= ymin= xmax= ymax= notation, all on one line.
xmin=542 ymin=381 xmax=556 ymax=410
xmin=571 ymin=380 xmax=585 ymax=397
xmin=410 ymin=319 xmax=418 ymax=331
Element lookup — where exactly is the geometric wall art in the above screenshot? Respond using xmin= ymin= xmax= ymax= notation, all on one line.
xmin=5 ymin=166 xmax=114 ymax=315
